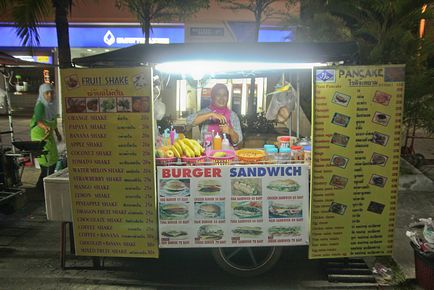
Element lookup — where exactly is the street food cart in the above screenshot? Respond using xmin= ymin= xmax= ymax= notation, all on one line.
xmin=48 ymin=42 xmax=404 ymax=277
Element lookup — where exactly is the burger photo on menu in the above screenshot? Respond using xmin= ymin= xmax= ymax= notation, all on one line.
xmin=232 ymin=201 xmax=262 ymax=219
xmin=266 ymin=179 xmax=300 ymax=192
xmin=268 ymin=226 xmax=301 ymax=238
xmin=232 ymin=226 xmax=263 ymax=239
xmin=160 ymin=179 xmax=190 ymax=197
xmin=195 ymin=202 xmax=225 ymax=219
xmin=269 ymin=201 xmax=302 ymax=218
xmin=161 ymin=228 xmax=189 ymax=241
xmin=197 ymin=225 xmax=224 ymax=241
xmin=159 ymin=203 xmax=189 ymax=220
xmin=231 ymin=178 xmax=261 ymax=196
xmin=197 ymin=180 xmax=221 ymax=195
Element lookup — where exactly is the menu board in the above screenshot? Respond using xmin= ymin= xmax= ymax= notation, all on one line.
xmin=309 ymin=65 xmax=405 ymax=259
xmin=61 ymin=67 xmax=158 ymax=258
xmin=157 ymin=164 xmax=309 ymax=248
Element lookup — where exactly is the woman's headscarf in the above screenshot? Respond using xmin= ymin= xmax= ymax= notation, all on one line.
xmin=208 ymin=84 xmax=232 ymax=134
xmin=37 ymin=83 xmax=57 ymax=120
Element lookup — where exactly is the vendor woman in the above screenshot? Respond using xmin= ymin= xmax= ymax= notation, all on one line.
xmin=30 ymin=83 xmax=62 ymax=194
xmin=187 ymin=83 xmax=243 ymax=146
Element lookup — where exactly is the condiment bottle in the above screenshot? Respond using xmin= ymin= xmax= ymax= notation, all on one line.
xmin=222 ymin=133 xmax=231 ymax=150
xmin=213 ymin=132 xmax=222 ymax=150
xmin=290 ymin=145 xmax=303 ymax=161
xmin=203 ymin=132 xmax=213 ymax=154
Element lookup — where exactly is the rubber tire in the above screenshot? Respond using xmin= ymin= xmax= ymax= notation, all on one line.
xmin=212 ymin=246 xmax=283 ymax=277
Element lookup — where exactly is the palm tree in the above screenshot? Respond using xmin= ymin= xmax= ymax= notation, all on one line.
xmin=115 ymin=0 xmax=210 ymax=44
xmin=0 ymin=0 xmax=72 ymax=68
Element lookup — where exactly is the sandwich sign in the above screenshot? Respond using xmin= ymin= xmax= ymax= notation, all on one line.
xmin=157 ymin=164 xmax=309 ymax=248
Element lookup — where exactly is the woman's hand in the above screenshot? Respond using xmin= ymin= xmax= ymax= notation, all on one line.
xmin=219 ymin=124 xmax=231 ymax=134
xmin=209 ymin=112 xmax=227 ymax=124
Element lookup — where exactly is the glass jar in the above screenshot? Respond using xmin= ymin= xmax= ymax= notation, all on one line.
xmin=290 ymin=145 xmax=304 ymax=161
xmin=278 ymin=147 xmax=291 ymax=163
xmin=303 ymin=146 xmax=311 ymax=165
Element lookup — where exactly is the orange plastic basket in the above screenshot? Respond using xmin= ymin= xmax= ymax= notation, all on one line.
xmin=236 ymin=149 xmax=266 ymax=163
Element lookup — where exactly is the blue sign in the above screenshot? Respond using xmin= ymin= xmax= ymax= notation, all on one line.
xmin=0 ymin=25 xmax=184 ymax=48
xmin=316 ymin=69 xmax=336 ymax=83
xmin=0 ymin=24 xmax=293 ymax=48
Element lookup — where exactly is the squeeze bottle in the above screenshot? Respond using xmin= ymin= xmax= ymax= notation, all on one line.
xmin=213 ymin=132 xmax=222 ymax=150
xmin=222 ymin=133 xmax=231 ymax=150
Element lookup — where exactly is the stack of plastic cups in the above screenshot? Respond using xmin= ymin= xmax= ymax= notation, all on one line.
xmin=303 ymin=146 xmax=312 ymax=167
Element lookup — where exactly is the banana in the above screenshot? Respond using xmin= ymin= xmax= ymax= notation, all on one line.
xmin=190 ymin=139 xmax=205 ymax=154
xmin=184 ymin=146 xmax=194 ymax=158
xmin=171 ymin=146 xmax=181 ymax=158
xmin=184 ymin=138 xmax=201 ymax=157
xmin=173 ymin=141 xmax=183 ymax=156
xmin=177 ymin=139 xmax=189 ymax=157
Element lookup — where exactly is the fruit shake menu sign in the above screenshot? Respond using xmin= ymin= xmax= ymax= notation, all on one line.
xmin=157 ymin=164 xmax=309 ymax=248
xmin=61 ymin=67 xmax=158 ymax=258
xmin=309 ymin=65 xmax=405 ymax=259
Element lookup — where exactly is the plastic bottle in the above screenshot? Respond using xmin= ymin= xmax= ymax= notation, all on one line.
xmin=222 ymin=133 xmax=231 ymax=150
xmin=169 ymin=126 xmax=175 ymax=145
xmin=203 ymin=132 xmax=213 ymax=154
xmin=213 ymin=132 xmax=222 ymax=150
xmin=303 ymin=146 xmax=311 ymax=165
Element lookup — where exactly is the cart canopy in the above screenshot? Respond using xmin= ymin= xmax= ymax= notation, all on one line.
xmin=72 ymin=42 xmax=359 ymax=68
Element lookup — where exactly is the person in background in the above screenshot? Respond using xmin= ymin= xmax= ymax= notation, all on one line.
xmin=30 ymin=83 xmax=62 ymax=194
xmin=187 ymin=83 xmax=242 ymax=146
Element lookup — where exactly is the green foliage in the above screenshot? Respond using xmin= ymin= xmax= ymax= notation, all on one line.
xmin=240 ymin=112 xmax=276 ymax=134
xmin=116 ymin=0 xmax=209 ymax=43
xmin=300 ymin=0 xmax=434 ymax=134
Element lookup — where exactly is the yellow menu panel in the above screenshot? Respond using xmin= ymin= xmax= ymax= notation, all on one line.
xmin=309 ymin=65 xmax=404 ymax=259
xmin=61 ymin=67 xmax=158 ymax=258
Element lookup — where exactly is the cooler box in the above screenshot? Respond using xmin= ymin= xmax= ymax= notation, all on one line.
xmin=43 ymin=168 xmax=72 ymax=222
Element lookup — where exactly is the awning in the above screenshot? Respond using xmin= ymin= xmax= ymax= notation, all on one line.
xmin=72 ymin=42 xmax=359 ymax=68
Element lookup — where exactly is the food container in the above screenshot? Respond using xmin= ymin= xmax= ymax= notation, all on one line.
xmin=156 ymin=157 xmax=177 ymax=166
xmin=236 ymin=149 xmax=266 ymax=164
xmin=277 ymin=136 xmax=298 ymax=148
xmin=278 ymin=147 xmax=291 ymax=163
xmin=265 ymin=147 xmax=278 ymax=162
xmin=303 ymin=146 xmax=311 ymax=165
xmin=181 ymin=155 xmax=207 ymax=166
xmin=208 ymin=150 xmax=235 ymax=165
xmin=290 ymin=146 xmax=304 ymax=161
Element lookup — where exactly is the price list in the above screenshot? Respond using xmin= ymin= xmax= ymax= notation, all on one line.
xmin=309 ymin=65 xmax=405 ymax=259
xmin=61 ymin=67 xmax=158 ymax=258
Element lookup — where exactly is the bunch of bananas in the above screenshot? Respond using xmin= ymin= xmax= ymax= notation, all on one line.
xmin=172 ymin=138 xmax=204 ymax=158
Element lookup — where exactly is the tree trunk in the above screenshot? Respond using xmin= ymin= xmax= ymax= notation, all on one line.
xmin=143 ymin=2 xmax=152 ymax=44
xmin=52 ymin=0 xmax=72 ymax=68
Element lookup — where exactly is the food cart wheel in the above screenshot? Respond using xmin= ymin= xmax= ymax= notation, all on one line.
xmin=211 ymin=246 xmax=283 ymax=277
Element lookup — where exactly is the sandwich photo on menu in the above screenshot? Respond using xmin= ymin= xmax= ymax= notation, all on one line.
xmin=232 ymin=201 xmax=262 ymax=219
xmin=161 ymin=229 xmax=189 ymax=241
xmin=268 ymin=226 xmax=301 ymax=238
xmin=160 ymin=179 xmax=190 ymax=197
xmin=266 ymin=179 xmax=300 ymax=192
xmin=231 ymin=178 xmax=261 ymax=196
xmin=232 ymin=226 xmax=263 ymax=239
xmin=269 ymin=201 xmax=302 ymax=218
xmin=197 ymin=225 xmax=224 ymax=241
xmin=197 ymin=180 xmax=221 ymax=195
